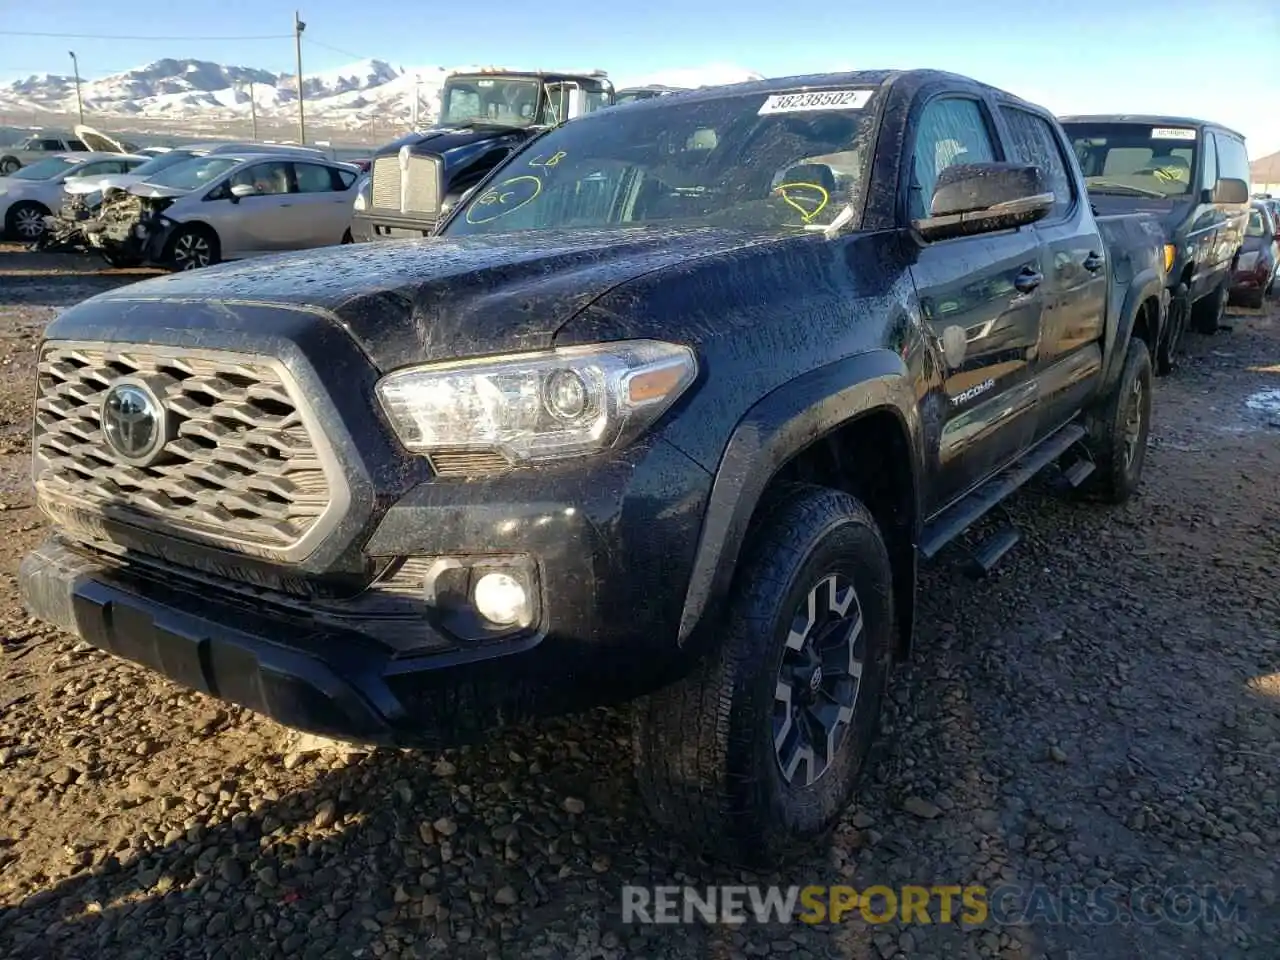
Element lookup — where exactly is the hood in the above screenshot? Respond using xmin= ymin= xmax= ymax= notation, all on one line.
xmin=379 ymin=124 xmax=535 ymax=159
xmin=1087 ymin=192 xmax=1191 ymax=237
xmin=74 ymin=227 xmax=780 ymax=371
xmin=65 ymin=173 xmax=144 ymax=196
xmin=74 ymin=124 xmax=130 ymax=154
xmin=128 ymin=181 xmax=191 ymax=200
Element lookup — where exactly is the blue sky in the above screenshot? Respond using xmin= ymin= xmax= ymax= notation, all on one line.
xmin=3 ymin=0 xmax=1279 ymax=156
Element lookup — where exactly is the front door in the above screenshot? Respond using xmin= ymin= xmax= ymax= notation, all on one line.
xmin=906 ymin=95 xmax=1044 ymax=513
xmin=209 ymin=160 xmax=297 ymax=257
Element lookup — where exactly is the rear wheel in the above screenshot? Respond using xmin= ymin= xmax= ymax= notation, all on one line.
xmin=1083 ymin=337 xmax=1153 ymax=504
xmin=165 ymin=225 xmax=219 ymax=271
xmin=6 ymin=201 xmax=50 ymax=241
xmin=633 ymin=485 xmax=894 ymax=866
xmin=1190 ymin=277 xmax=1228 ymax=334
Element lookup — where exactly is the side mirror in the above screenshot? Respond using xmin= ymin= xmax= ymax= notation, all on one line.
xmin=913 ymin=162 xmax=1053 ymax=243
xmin=1211 ymin=177 xmax=1249 ymax=205
xmin=229 ymin=183 xmax=257 ymax=202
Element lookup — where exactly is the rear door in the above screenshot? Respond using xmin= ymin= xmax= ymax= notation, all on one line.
xmin=286 ymin=162 xmax=358 ymax=247
xmin=906 ymin=94 xmax=1045 ymax=512
xmin=999 ymin=105 xmax=1105 ymax=436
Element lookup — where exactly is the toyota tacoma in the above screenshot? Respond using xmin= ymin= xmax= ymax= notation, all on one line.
xmin=21 ymin=69 xmax=1166 ymax=866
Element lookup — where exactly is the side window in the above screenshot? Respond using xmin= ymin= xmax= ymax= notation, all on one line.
xmin=1000 ymin=108 xmax=1075 ymax=218
xmin=1199 ymin=134 xmax=1218 ymax=191
xmin=40 ymin=139 xmax=62 ymax=151
xmin=230 ymin=161 xmax=291 ymax=196
xmin=335 ymin=167 xmax=358 ymax=189
xmin=909 ymin=98 xmax=997 ymax=220
xmin=294 ymin=162 xmax=337 ymax=193
xmin=1213 ymin=134 xmax=1250 ymax=186
xmin=67 ymin=140 xmax=88 ymax=151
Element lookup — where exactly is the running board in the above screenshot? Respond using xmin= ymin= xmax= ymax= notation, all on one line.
xmin=967 ymin=526 xmax=1021 ymax=577
xmin=919 ymin=423 xmax=1087 ymax=560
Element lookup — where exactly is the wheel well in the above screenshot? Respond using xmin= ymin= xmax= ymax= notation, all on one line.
xmin=1178 ymin=262 xmax=1194 ymax=291
xmin=767 ymin=409 xmax=918 ymax=659
xmin=1132 ymin=297 xmax=1159 ymax=353
xmin=166 ymin=220 xmax=219 ymax=252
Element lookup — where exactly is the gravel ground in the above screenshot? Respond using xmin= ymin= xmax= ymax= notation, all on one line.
xmin=0 ymin=245 xmax=1276 ymax=960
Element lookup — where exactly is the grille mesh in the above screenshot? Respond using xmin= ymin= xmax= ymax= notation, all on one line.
xmin=403 ymin=155 xmax=441 ymax=214
xmin=371 ymin=156 xmax=401 ymax=209
xmin=34 ymin=343 xmax=334 ymax=554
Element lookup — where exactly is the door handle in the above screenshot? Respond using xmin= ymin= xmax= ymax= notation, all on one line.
xmin=1083 ymin=252 xmax=1105 ymax=273
xmin=1014 ymin=268 xmax=1043 ymax=293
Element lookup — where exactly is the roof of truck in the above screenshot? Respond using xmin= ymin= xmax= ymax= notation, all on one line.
xmin=1059 ymin=114 xmax=1247 ymax=140
xmin=448 ymin=70 xmax=610 ymax=82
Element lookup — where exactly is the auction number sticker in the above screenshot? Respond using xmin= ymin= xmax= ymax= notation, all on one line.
xmin=758 ymin=89 xmax=873 ymax=115
xmin=1151 ymin=127 xmax=1196 ymax=140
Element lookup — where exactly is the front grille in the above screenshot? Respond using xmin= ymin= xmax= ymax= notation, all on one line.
xmin=403 ymin=155 xmax=441 ymax=214
xmin=371 ymin=156 xmax=401 ymax=209
xmin=33 ymin=342 xmax=342 ymax=561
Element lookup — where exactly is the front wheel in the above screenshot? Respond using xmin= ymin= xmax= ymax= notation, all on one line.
xmin=5 ymin=201 xmax=49 ymax=241
xmin=1083 ymin=337 xmax=1153 ymax=504
xmin=165 ymin=225 xmax=219 ymax=271
xmin=633 ymin=484 xmax=894 ymax=867
xmin=100 ymin=250 xmax=143 ymax=269
xmin=1156 ymin=282 xmax=1188 ymax=376
xmin=0 ymin=156 xmax=19 ymax=176
xmin=1190 ymin=278 xmax=1228 ymax=334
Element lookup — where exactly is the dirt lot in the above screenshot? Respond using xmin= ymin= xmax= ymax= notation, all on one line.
xmin=0 ymin=245 xmax=1276 ymax=960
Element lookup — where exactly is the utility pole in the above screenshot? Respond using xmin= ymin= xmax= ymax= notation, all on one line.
xmin=247 ymin=81 xmax=259 ymax=140
xmin=68 ymin=51 xmax=84 ymax=126
xmin=410 ymin=74 xmax=421 ymax=129
xmin=293 ymin=11 xmax=306 ymax=144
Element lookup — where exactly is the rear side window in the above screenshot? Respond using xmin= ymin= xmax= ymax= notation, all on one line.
xmin=1213 ymin=134 xmax=1250 ymax=188
xmin=909 ymin=97 xmax=997 ymax=220
xmin=335 ymin=168 xmax=357 ymax=189
xmin=1001 ymin=107 xmax=1075 ymax=218
xmin=67 ymin=139 xmax=88 ymax=151
xmin=294 ymin=162 xmax=338 ymax=193
xmin=40 ymin=139 xmax=62 ymax=150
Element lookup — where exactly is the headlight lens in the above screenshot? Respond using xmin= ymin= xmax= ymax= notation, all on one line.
xmin=376 ymin=340 xmax=698 ymax=464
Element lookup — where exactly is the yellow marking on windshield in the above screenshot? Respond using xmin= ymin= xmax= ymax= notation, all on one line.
xmin=465 ymin=174 xmax=543 ymax=224
xmin=775 ymin=182 xmax=830 ymax=223
xmin=529 ymin=151 xmax=568 ymax=168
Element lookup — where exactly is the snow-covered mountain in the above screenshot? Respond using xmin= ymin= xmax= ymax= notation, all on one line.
xmin=0 ymin=58 xmax=763 ymax=131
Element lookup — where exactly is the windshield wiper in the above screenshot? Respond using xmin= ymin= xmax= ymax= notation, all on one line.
xmin=1085 ymin=180 xmax=1168 ymax=200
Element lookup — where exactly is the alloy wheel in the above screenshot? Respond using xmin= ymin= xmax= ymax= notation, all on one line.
xmin=14 ymin=207 xmax=45 ymax=239
xmin=773 ymin=572 xmax=864 ymax=787
xmin=1123 ymin=376 xmax=1144 ymax=470
xmin=173 ymin=233 xmax=211 ymax=270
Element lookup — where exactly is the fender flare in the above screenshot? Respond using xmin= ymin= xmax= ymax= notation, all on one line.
xmin=676 ymin=348 xmax=923 ymax=646
xmin=1102 ymin=266 xmax=1166 ymax=389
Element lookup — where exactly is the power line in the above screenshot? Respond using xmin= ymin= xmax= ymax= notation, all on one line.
xmin=304 ymin=37 xmax=376 ymax=64
xmin=0 ymin=30 xmax=292 ymax=41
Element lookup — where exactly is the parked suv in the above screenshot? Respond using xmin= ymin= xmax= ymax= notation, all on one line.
xmin=1060 ymin=115 xmax=1252 ymax=370
xmin=21 ymin=70 xmax=1166 ymax=866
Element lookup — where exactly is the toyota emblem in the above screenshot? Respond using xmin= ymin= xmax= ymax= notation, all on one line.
xmin=101 ymin=380 xmax=166 ymax=466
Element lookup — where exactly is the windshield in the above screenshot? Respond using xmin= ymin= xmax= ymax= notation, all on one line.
xmin=444 ymin=90 xmax=876 ymax=237
xmin=129 ymin=150 xmax=197 ymax=177
xmin=11 ymin=156 xmax=78 ymax=180
xmin=440 ymin=77 xmax=541 ymax=127
xmin=145 ymin=156 xmax=238 ymax=190
xmin=1064 ymin=122 xmax=1198 ymax=198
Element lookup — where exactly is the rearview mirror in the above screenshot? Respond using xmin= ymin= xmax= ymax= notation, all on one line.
xmin=1210 ymin=177 xmax=1249 ymax=205
xmin=229 ymin=183 xmax=257 ymax=202
xmin=913 ymin=162 xmax=1053 ymax=243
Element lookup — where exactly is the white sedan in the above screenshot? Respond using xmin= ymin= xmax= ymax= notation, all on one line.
xmin=1 ymin=152 xmax=147 ymax=240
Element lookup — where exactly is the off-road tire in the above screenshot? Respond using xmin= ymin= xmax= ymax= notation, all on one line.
xmin=5 ymin=201 xmax=50 ymax=242
xmin=633 ymin=484 xmax=894 ymax=867
xmin=164 ymin=224 xmax=220 ymax=271
xmin=1156 ymin=282 xmax=1188 ymax=376
xmin=1190 ymin=278 xmax=1228 ymax=334
xmin=1083 ymin=337 xmax=1152 ymax=504
xmin=0 ymin=156 xmax=19 ymax=176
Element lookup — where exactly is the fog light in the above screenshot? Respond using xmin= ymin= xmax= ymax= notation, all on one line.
xmin=473 ymin=572 xmax=529 ymax=626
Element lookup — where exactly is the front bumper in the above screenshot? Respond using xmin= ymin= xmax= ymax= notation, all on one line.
xmin=21 ymin=433 xmax=713 ymax=746
xmin=350 ymin=211 xmax=439 ymax=242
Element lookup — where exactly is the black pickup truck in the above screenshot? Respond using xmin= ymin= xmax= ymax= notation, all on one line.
xmin=20 ymin=69 xmax=1167 ymax=866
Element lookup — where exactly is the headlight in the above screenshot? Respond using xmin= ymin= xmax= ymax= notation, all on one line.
xmin=376 ymin=340 xmax=698 ymax=465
